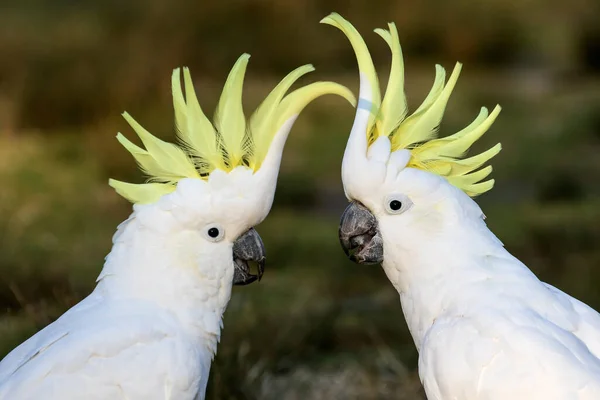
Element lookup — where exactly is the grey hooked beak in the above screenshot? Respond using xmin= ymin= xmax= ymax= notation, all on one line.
xmin=339 ymin=201 xmax=383 ymax=265
xmin=232 ymin=228 xmax=266 ymax=285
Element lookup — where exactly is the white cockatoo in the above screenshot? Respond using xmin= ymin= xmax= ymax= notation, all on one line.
xmin=0 ymin=55 xmax=354 ymax=399
xmin=324 ymin=13 xmax=600 ymax=400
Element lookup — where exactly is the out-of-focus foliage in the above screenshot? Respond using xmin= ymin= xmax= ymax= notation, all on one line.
xmin=0 ymin=1 xmax=599 ymax=398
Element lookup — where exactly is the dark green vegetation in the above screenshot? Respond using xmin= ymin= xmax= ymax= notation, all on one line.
xmin=1 ymin=1 xmax=599 ymax=398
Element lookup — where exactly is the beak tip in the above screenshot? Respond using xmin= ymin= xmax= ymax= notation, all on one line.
xmin=233 ymin=228 xmax=267 ymax=286
xmin=257 ymin=258 xmax=265 ymax=282
xmin=339 ymin=201 xmax=384 ymax=265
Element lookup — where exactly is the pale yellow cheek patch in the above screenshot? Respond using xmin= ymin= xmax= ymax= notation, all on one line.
xmin=409 ymin=208 xmax=445 ymax=235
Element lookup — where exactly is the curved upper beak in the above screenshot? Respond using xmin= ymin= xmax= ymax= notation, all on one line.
xmin=232 ymin=228 xmax=266 ymax=285
xmin=339 ymin=201 xmax=383 ymax=265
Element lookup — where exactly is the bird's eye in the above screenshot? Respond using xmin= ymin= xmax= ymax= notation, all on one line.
xmin=385 ymin=194 xmax=413 ymax=215
xmin=389 ymin=200 xmax=402 ymax=211
xmin=203 ymin=224 xmax=225 ymax=242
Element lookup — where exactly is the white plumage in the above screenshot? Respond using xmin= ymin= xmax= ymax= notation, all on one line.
xmin=328 ymin=12 xmax=600 ymax=399
xmin=390 ymin=185 xmax=600 ymax=399
xmin=345 ymin=157 xmax=600 ymax=399
xmin=0 ymin=60 xmax=354 ymax=399
xmin=0 ymin=200 xmax=227 ymax=399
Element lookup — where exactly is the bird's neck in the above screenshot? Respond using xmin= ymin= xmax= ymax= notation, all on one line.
xmin=381 ymin=216 xmax=514 ymax=351
xmin=94 ymin=209 xmax=234 ymax=356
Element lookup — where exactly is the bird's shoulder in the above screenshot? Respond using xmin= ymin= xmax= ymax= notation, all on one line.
xmin=419 ymin=307 xmax=600 ymax=400
xmin=0 ymin=294 xmax=205 ymax=399
xmin=543 ymin=283 xmax=600 ymax=358
xmin=0 ymin=291 xmax=105 ymax=382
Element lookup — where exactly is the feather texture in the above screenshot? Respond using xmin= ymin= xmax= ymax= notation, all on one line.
xmin=248 ymin=64 xmax=315 ymax=170
xmin=121 ymin=113 xmax=199 ymax=182
xmin=325 ymin=13 xmax=502 ymax=197
xmin=173 ymin=68 xmax=225 ymax=173
xmin=108 ymin=180 xmax=176 ymax=204
xmin=321 ymin=13 xmax=380 ymax=139
xmin=276 ymin=82 xmax=356 ymax=133
xmin=214 ymin=54 xmax=249 ymax=169
xmin=392 ymin=63 xmax=463 ymax=150
xmin=374 ymin=23 xmax=407 ymax=138
xmin=112 ymin=56 xmax=355 ymax=204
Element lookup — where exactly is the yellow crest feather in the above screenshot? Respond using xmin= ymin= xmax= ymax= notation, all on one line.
xmin=121 ymin=113 xmax=200 ymax=182
xmin=392 ymin=63 xmax=463 ymax=150
xmin=324 ymin=14 xmax=502 ymax=197
xmin=214 ymin=54 xmax=249 ymax=168
xmin=248 ymin=64 xmax=315 ymax=170
xmin=321 ymin=13 xmax=380 ymax=139
xmin=173 ymin=67 xmax=226 ymax=174
xmin=112 ymin=54 xmax=356 ymax=204
xmin=249 ymin=69 xmax=355 ymax=171
xmin=275 ymin=82 xmax=356 ymax=133
xmin=108 ymin=179 xmax=176 ymax=204
xmin=375 ymin=23 xmax=407 ymax=139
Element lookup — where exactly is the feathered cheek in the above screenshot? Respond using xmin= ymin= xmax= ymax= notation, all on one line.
xmin=408 ymin=205 xmax=448 ymax=235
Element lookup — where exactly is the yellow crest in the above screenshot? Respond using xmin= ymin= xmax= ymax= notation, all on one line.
xmin=322 ymin=13 xmax=502 ymax=197
xmin=110 ymin=54 xmax=355 ymax=204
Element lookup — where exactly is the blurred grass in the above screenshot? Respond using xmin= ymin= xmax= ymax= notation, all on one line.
xmin=1 ymin=1 xmax=600 ymax=399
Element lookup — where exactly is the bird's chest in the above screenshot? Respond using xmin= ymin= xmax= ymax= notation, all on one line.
xmin=417 ymin=315 xmax=494 ymax=400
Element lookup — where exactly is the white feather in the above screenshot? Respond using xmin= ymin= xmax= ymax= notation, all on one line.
xmin=374 ymin=174 xmax=600 ymax=400
xmin=0 ymin=178 xmax=250 ymax=400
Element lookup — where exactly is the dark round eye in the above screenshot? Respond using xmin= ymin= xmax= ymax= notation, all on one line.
xmin=389 ymin=200 xmax=402 ymax=211
xmin=208 ymin=227 xmax=220 ymax=238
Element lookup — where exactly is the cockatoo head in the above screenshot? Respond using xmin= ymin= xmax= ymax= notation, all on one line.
xmin=322 ymin=14 xmax=501 ymax=265
xmin=109 ymin=55 xmax=355 ymax=284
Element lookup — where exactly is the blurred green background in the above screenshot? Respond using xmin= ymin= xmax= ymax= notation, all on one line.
xmin=1 ymin=1 xmax=600 ymax=398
